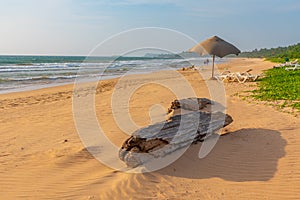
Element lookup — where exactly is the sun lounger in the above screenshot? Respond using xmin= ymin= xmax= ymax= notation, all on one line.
xmin=285 ymin=63 xmax=300 ymax=71
xmin=215 ymin=71 xmax=235 ymax=82
xmin=273 ymin=59 xmax=299 ymax=68
xmin=292 ymin=59 xmax=298 ymax=64
xmin=216 ymin=70 xmax=260 ymax=83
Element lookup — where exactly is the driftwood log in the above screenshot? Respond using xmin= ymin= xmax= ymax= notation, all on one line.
xmin=168 ymin=97 xmax=212 ymax=112
xmin=119 ymin=98 xmax=233 ymax=168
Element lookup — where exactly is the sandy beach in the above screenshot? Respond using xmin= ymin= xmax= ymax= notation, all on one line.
xmin=1 ymin=58 xmax=300 ymax=199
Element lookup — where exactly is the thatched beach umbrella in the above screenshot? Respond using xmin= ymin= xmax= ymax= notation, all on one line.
xmin=189 ymin=36 xmax=241 ymax=78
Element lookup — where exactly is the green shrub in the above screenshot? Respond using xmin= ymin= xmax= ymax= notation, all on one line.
xmin=252 ymin=68 xmax=300 ymax=110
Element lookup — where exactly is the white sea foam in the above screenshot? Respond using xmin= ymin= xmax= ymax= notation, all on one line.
xmin=0 ymin=56 xmax=225 ymax=93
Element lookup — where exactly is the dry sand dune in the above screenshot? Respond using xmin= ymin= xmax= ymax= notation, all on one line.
xmin=1 ymin=58 xmax=300 ymax=199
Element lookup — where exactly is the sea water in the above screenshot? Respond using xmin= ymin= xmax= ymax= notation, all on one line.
xmin=0 ymin=55 xmax=223 ymax=94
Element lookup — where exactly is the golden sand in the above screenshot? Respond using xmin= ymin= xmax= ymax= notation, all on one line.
xmin=1 ymin=58 xmax=300 ymax=199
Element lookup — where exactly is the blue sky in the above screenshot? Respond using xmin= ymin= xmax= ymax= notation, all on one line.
xmin=0 ymin=0 xmax=300 ymax=55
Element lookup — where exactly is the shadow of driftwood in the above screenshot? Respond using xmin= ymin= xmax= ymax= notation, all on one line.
xmin=155 ymin=128 xmax=286 ymax=182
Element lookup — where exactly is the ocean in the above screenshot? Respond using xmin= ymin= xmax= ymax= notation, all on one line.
xmin=0 ymin=55 xmax=221 ymax=94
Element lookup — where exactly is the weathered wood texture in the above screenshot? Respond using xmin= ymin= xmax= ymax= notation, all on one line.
xmin=119 ymin=98 xmax=233 ymax=167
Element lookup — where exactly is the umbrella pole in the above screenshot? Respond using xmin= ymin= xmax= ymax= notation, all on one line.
xmin=212 ymin=55 xmax=215 ymax=78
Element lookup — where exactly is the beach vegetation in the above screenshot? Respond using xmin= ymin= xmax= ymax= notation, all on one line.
xmin=252 ymin=67 xmax=300 ymax=110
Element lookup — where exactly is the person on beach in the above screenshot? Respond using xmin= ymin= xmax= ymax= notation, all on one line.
xmin=204 ymin=58 xmax=209 ymax=65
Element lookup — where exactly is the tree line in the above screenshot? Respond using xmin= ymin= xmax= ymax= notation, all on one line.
xmin=239 ymin=43 xmax=300 ymax=60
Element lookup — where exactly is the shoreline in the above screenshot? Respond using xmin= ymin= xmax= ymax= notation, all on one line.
xmin=0 ymin=57 xmax=232 ymax=95
xmin=0 ymin=57 xmax=267 ymax=97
